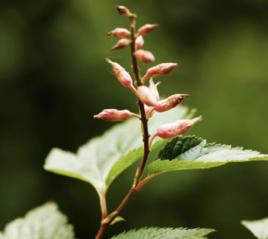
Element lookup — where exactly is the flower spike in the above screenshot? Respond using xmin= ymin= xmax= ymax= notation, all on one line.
xmin=106 ymin=59 xmax=133 ymax=88
xmin=154 ymin=116 xmax=202 ymax=139
xmin=92 ymin=6 xmax=205 ymax=239
xmin=94 ymin=109 xmax=140 ymax=121
xmin=154 ymin=94 xmax=189 ymax=112
xmin=138 ymin=24 xmax=159 ymax=36
xmin=112 ymin=38 xmax=132 ymax=50
xmin=143 ymin=63 xmax=178 ymax=80
xmin=108 ymin=27 xmax=130 ymax=38
xmin=134 ymin=49 xmax=155 ymax=63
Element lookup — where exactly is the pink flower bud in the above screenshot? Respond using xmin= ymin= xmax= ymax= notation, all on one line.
xmin=134 ymin=49 xmax=155 ymax=63
xmin=108 ymin=27 xmax=130 ymax=38
xmin=116 ymin=6 xmax=132 ymax=17
xmin=106 ymin=59 xmax=133 ymax=88
xmin=138 ymin=24 xmax=159 ymax=36
xmin=112 ymin=38 xmax=132 ymax=50
xmin=155 ymin=116 xmax=202 ymax=139
xmin=136 ymin=85 xmax=158 ymax=106
xmin=154 ymin=94 xmax=189 ymax=112
xmin=135 ymin=35 xmax=144 ymax=49
xmin=94 ymin=109 xmax=139 ymax=121
xmin=143 ymin=63 xmax=178 ymax=79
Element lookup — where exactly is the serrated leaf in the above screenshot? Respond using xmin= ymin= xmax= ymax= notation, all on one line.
xmin=44 ymin=106 xmax=189 ymax=194
xmin=242 ymin=218 xmax=268 ymax=239
xmin=111 ymin=227 xmax=214 ymax=239
xmin=0 ymin=203 xmax=75 ymax=239
xmin=148 ymin=135 xmax=268 ymax=175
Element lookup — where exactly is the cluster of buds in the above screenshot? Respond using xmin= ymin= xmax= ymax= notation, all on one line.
xmin=94 ymin=5 xmax=202 ymax=145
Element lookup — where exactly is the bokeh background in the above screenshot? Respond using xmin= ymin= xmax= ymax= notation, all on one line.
xmin=1 ymin=0 xmax=268 ymax=238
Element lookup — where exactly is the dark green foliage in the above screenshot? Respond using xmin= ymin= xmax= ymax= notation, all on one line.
xmin=159 ymin=136 xmax=203 ymax=160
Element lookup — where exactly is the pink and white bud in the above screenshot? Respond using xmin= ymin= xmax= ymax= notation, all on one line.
xmin=116 ymin=6 xmax=132 ymax=17
xmin=138 ymin=24 xmax=159 ymax=36
xmin=136 ymin=85 xmax=158 ymax=106
xmin=108 ymin=27 xmax=130 ymax=38
xmin=112 ymin=38 xmax=132 ymax=50
xmin=135 ymin=35 xmax=144 ymax=49
xmin=154 ymin=94 xmax=189 ymax=112
xmin=106 ymin=59 xmax=133 ymax=88
xmin=94 ymin=109 xmax=139 ymax=121
xmin=134 ymin=49 xmax=155 ymax=63
xmin=143 ymin=63 xmax=178 ymax=80
xmin=154 ymin=116 xmax=202 ymax=139
xmin=149 ymin=79 xmax=160 ymax=101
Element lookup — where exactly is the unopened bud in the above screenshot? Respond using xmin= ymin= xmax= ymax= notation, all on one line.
xmin=94 ymin=109 xmax=139 ymax=121
xmin=134 ymin=49 xmax=155 ymax=63
xmin=112 ymin=38 xmax=132 ymax=50
xmin=154 ymin=94 xmax=189 ymax=112
xmin=116 ymin=6 xmax=132 ymax=17
xmin=138 ymin=24 xmax=159 ymax=36
xmin=155 ymin=116 xmax=202 ymax=139
xmin=135 ymin=35 xmax=144 ymax=49
xmin=106 ymin=59 xmax=133 ymax=88
xmin=143 ymin=63 xmax=178 ymax=79
xmin=108 ymin=27 xmax=130 ymax=38
xmin=136 ymin=86 xmax=158 ymax=106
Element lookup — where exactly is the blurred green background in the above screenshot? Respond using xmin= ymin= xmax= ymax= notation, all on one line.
xmin=0 ymin=0 xmax=268 ymax=238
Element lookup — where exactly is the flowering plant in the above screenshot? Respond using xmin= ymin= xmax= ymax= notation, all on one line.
xmin=93 ymin=5 xmax=202 ymax=238
xmin=1 ymin=5 xmax=268 ymax=239
xmin=43 ymin=5 xmax=268 ymax=239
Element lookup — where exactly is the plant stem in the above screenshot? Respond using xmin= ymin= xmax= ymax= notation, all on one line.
xmin=129 ymin=15 xmax=151 ymax=187
xmin=95 ymin=186 xmax=137 ymax=239
xmin=95 ymin=176 xmax=155 ymax=239
xmin=95 ymin=14 xmax=151 ymax=239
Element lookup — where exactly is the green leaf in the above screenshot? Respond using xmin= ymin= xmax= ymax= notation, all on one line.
xmin=44 ymin=106 xmax=189 ymax=194
xmin=148 ymin=135 xmax=268 ymax=175
xmin=242 ymin=218 xmax=268 ymax=239
xmin=111 ymin=227 xmax=214 ymax=239
xmin=110 ymin=216 xmax=125 ymax=225
xmin=0 ymin=203 xmax=75 ymax=239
